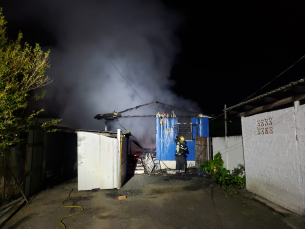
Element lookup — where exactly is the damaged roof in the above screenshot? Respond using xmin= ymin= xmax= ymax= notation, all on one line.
xmin=94 ymin=101 xmax=209 ymax=120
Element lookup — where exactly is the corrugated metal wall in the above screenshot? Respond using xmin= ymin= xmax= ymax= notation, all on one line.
xmin=77 ymin=130 xmax=128 ymax=191
xmin=156 ymin=117 xmax=209 ymax=161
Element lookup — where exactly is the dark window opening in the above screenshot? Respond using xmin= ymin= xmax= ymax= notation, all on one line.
xmin=177 ymin=123 xmax=193 ymax=140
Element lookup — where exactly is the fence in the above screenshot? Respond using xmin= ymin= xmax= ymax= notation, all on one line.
xmin=212 ymin=136 xmax=244 ymax=171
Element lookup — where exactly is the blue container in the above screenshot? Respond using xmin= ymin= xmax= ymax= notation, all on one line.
xmin=156 ymin=116 xmax=209 ymax=161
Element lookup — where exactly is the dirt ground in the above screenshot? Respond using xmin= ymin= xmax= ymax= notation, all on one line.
xmin=3 ymin=173 xmax=305 ymax=229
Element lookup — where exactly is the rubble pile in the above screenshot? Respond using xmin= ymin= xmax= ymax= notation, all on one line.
xmin=134 ymin=158 xmax=145 ymax=175
xmin=127 ymin=155 xmax=145 ymax=175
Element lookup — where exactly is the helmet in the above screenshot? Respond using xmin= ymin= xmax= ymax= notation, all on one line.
xmin=180 ymin=136 xmax=185 ymax=141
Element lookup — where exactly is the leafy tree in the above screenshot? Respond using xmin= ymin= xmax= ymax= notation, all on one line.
xmin=0 ymin=9 xmax=60 ymax=152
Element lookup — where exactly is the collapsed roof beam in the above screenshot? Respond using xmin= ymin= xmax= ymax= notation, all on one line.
xmin=119 ymin=115 xmax=197 ymax=118
xmin=239 ymin=93 xmax=305 ymax=117
xmin=118 ymin=101 xmax=199 ymax=114
xmin=94 ymin=101 xmax=201 ymax=120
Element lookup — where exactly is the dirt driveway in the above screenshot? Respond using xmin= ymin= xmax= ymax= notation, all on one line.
xmin=3 ymin=174 xmax=304 ymax=229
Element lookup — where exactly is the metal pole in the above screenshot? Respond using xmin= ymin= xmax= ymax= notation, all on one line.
xmin=8 ymin=166 xmax=29 ymax=204
xmin=105 ymin=121 xmax=108 ymax=131
xmin=224 ymin=104 xmax=228 ymax=170
xmin=294 ymin=100 xmax=300 ymax=110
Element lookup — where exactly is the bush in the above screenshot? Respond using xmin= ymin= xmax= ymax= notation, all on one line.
xmin=200 ymin=152 xmax=246 ymax=189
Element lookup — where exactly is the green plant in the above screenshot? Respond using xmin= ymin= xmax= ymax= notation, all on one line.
xmin=231 ymin=164 xmax=246 ymax=188
xmin=200 ymin=152 xmax=246 ymax=189
xmin=200 ymin=152 xmax=224 ymax=175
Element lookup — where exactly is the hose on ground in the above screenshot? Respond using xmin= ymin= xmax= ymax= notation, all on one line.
xmin=210 ymin=184 xmax=223 ymax=229
xmin=60 ymin=184 xmax=84 ymax=228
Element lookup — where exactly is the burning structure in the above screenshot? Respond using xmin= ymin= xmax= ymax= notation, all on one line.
xmin=95 ymin=101 xmax=210 ymax=170
xmin=156 ymin=111 xmax=209 ymax=169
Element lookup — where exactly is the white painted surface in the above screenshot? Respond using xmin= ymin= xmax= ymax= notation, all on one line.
xmin=160 ymin=161 xmax=195 ymax=169
xmin=77 ymin=132 xmax=100 ymax=191
xmin=78 ymin=130 xmax=124 ymax=191
xmin=212 ymin=136 xmax=244 ymax=171
xmin=115 ymin=129 xmax=120 ymax=188
xmin=242 ymin=105 xmax=305 ymax=215
xmin=99 ymin=135 xmax=117 ymax=189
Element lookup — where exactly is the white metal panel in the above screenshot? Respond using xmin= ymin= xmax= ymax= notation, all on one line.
xmin=99 ymin=135 xmax=117 ymax=189
xmin=114 ymin=129 xmax=120 ymax=188
xmin=78 ymin=129 xmax=127 ymax=191
xmin=77 ymin=132 xmax=100 ymax=191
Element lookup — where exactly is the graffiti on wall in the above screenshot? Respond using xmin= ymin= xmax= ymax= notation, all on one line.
xmin=257 ymin=117 xmax=273 ymax=135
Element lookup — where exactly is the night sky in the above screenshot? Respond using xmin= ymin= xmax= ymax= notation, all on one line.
xmin=2 ymin=0 xmax=305 ymax=118
xmin=166 ymin=1 xmax=305 ymax=115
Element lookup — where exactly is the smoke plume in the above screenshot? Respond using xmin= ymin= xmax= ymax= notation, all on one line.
xmin=5 ymin=0 xmax=201 ymax=147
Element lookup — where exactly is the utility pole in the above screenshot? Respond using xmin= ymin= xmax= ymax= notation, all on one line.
xmin=224 ymin=104 xmax=228 ymax=170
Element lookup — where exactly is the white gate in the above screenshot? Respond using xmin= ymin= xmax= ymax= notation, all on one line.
xmin=77 ymin=129 xmax=127 ymax=190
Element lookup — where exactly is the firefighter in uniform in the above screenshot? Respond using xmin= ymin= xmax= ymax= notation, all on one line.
xmin=175 ymin=136 xmax=188 ymax=173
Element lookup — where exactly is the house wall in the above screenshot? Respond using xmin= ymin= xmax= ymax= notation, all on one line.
xmin=242 ymin=105 xmax=305 ymax=215
xmin=212 ymin=136 xmax=244 ymax=171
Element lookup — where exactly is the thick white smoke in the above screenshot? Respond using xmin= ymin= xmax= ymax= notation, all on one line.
xmin=6 ymin=0 xmax=201 ymax=147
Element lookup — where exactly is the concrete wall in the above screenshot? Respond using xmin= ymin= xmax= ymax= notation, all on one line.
xmin=242 ymin=105 xmax=305 ymax=215
xmin=212 ymin=136 xmax=244 ymax=171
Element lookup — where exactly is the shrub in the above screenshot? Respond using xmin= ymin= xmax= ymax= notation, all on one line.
xmin=200 ymin=152 xmax=246 ymax=189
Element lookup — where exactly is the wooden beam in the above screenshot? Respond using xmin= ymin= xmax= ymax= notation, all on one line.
xmin=263 ymin=96 xmax=279 ymax=103
xmin=239 ymin=94 xmax=305 ymax=117
xmin=294 ymin=85 xmax=305 ymax=93
xmin=244 ymin=105 xmax=255 ymax=110
xmin=229 ymin=110 xmax=239 ymax=115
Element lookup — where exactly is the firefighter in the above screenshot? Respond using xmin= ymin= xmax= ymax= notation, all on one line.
xmin=175 ymin=136 xmax=188 ymax=174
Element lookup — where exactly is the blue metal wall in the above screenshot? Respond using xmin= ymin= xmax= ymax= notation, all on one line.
xmin=156 ymin=117 xmax=209 ymax=161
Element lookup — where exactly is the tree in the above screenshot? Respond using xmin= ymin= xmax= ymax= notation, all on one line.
xmin=0 ymin=9 xmax=60 ymax=152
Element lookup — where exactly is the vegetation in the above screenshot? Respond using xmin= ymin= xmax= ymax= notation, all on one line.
xmin=0 ymin=9 xmax=60 ymax=153
xmin=200 ymin=152 xmax=246 ymax=189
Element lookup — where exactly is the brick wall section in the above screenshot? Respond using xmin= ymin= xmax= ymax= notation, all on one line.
xmin=212 ymin=136 xmax=244 ymax=171
xmin=242 ymin=105 xmax=305 ymax=215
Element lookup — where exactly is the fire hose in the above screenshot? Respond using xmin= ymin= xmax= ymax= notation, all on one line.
xmin=60 ymin=183 xmax=83 ymax=228
xmin=210 ymin=184 xmax=223 ymax=229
